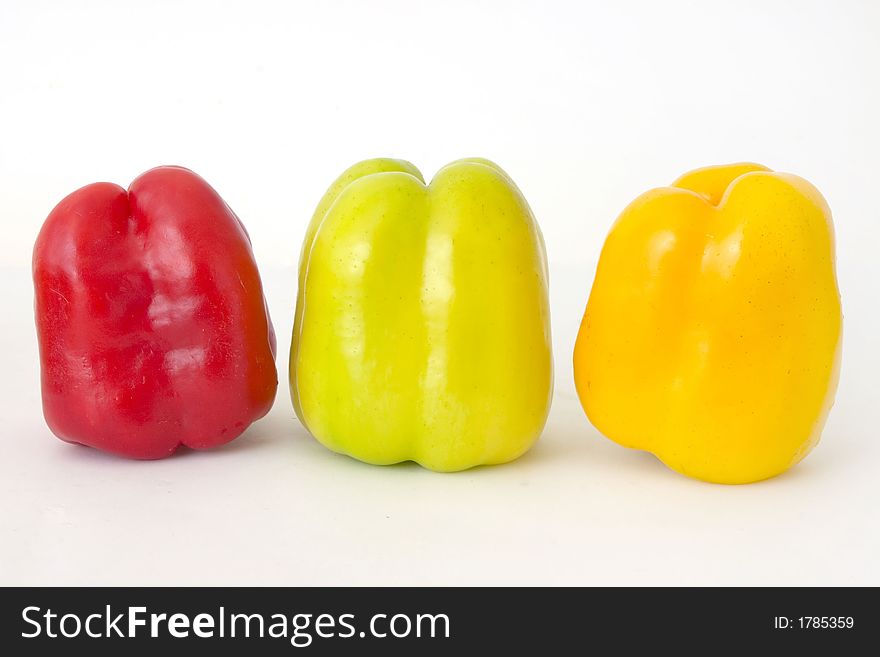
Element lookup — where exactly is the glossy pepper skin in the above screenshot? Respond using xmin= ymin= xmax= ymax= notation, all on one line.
xmin=291 ymin=158 xmax=553 ymax=472
xmin=33 ymin=166 xmax=278 ymax=459
xmin=574 ymin=163 xmax=842 ymax=484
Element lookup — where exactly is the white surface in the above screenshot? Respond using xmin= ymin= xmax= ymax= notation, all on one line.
xmin=1 ymin=0 xmax=879 ymax=585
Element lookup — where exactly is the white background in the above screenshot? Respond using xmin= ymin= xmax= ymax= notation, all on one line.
xmin=1 ymin=0 xmax=878 ymax=585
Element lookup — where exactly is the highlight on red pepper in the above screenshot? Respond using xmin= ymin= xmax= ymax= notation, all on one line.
xmin=33 ymin=166 xmax=278 ymax=459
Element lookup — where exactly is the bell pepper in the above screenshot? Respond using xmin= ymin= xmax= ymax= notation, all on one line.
xmin=33 ymin=166 xmax=278 ymax=459
xmin=573 ymin=163 xmax=842 ymax=484
xmin=290 ymin=158 xmax=553 ymax=471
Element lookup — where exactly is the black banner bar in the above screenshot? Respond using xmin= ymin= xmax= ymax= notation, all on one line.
xmin=0 ymin=587 xmax=874 ymax=654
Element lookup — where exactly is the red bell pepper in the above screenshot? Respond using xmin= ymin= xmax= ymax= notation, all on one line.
xmin=33 ymin=166 xmax=277 ymax=459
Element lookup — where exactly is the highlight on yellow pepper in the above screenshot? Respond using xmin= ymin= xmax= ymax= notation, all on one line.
xmin=291 ymin=158 xmax=553 ymax=472
xmin=573 ymin=163 xmax=842 ymax=484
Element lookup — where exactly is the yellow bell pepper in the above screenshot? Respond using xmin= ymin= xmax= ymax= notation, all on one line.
xmin=574 ymin=163 xmax=842 ymax=484
xmin=291 ymin=158 xmax=553 ymax=471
